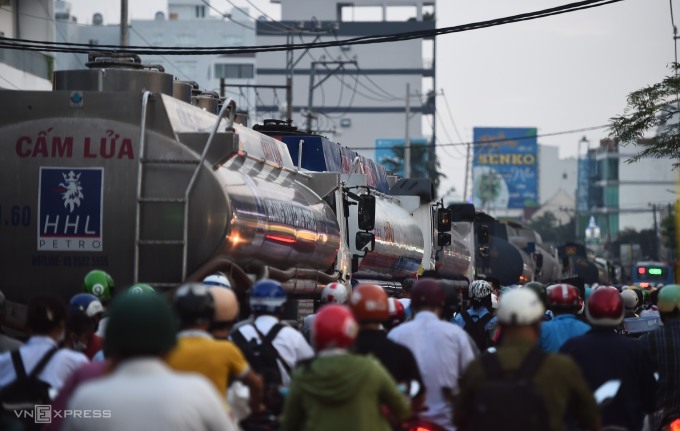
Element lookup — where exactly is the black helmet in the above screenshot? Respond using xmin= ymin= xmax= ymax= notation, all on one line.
xmin=173 ymin=283 xmax=215 ymax=327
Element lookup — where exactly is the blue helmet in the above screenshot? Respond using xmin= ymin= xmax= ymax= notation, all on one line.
xmin=250 ymin=279 xmax=286 ymax=313
xmin=69 ymin=293 xmax=104 ymax=318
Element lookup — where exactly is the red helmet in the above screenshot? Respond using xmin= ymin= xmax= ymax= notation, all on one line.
xmin=546 ymin=283 xmax=581 ymax=310
xmin=312 ymin=304 xmax=359 ymax=351
xmin=586 ymin=287 xmax=624 ymax=327
xmin=387 ymin=298 xmax=406 ymax=325
xmin=411 ymin=278 xmax=445 ymax=308
xmin=349 ymin=284 xmax=389 ymax=322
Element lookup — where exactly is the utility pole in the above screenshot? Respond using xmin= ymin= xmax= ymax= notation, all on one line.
xmin=651 ymin=203 xmax=659 ymax=260
xmin=463 ymin=141 xmax=471 ymax=202
xmin=306 ymin=60 xmax=356 ymax=133
xmin=286 ymin=33 xmax=294 ymax=124
xmin=405 ymin=83 xmax=411 ymax=178
xmin=120 ymin=0 xmax=129 ymax=47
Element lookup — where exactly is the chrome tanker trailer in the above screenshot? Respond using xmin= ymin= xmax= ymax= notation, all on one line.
xmin=504 ymin=221 xmax=563 ymax=284
xmin=0 ymin=53 xmax=368 ymax=307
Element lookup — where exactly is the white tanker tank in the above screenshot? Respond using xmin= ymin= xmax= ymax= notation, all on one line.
xmin=0 ymin=54 xmax=343 ymax=303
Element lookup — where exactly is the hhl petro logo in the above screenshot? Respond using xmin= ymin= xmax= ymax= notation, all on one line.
xmin=14 ymin=405 xmax=112 ymax=423
xmin=38 ymin=167 xmax=104 ymax=252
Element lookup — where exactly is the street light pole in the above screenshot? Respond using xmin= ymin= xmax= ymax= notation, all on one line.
xmin=575 ymin=136 xmax=590 ymax=241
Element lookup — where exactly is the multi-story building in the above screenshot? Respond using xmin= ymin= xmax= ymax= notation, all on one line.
xmin=254 ymin=0 xmax=435 ymax=168
xmin=0 ymin=0 xmax=54 ymax=90
xmin=54 ymin=0 xmax=257 ymax=117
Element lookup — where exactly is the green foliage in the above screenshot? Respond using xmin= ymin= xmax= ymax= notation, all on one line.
xmin=661 ymin=203 xmax=677 ymax=255
xmin=381 ymin=141 xmax=446 ymax=190
xmin=527 ymin=211 xmax=576 ymax=244
xmin=612 ymin=228 xmax=658 ymax=260
xmin=609 ymin=64 xmax=680 ymax=168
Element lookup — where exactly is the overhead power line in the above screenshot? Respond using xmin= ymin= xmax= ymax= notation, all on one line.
xmin=0 ymin=0 xmax=624 ymax=55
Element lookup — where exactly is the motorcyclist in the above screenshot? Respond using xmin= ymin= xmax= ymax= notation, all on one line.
xmin=203 ymin=272 xmax=232 ymax=289
xmin=350 ymin=283 xmax=425 ymax=413
xmin=166 ymin=283 xmax=264 ymax=415
xmin=452 ymin=279 xmax=498 ymax=351
xmin=302 ymin=282 xmax=349 ymax=341
xmin=641 ymin=284 xmax=680 ymax=430
xmin=128 ymin=283 xmax=155 ymax=295
xmin=68 ymin=293 xmax=104 ymax=359
xmin=281 ymin=304 xmax=410 ymax=431
xmin=82 ymin=269 xmax=115 ymax=338
xmin=524 ymin=281 xmax=553 ymax=321
xmin=539 ymin=283 xmax=591 ymax=352
xmin=385 ymin=297 xmax=407 ymax=331
xmin=620 ymin=289 xmax=640 ymax=319
xmin=560 ymin=286 xmax=656 ymax=431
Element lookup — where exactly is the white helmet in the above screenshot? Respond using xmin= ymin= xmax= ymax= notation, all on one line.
xmin=203 ymin=273 xmax=231 ymax=289
xmin=496 ymin=289 xmax=545 ymax=325
xmin=469 ymin=280 xmax=493 ymax=300
xmin=321 ymin=282 xmax=349 ymax=304
xmin=620 ymin=289 xmax=639 ymax=310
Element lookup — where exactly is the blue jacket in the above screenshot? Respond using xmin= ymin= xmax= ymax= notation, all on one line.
xmin=561 ymin=328 xmax=656 ymax=431
xmin=452 ymin=307 xmax=497 ymax=332
xmin=539 ymin=314 xmax=591 ymax=353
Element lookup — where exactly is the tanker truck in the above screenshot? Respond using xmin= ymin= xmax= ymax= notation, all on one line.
xmin=0 ymin=53 xmax=393 ymax=318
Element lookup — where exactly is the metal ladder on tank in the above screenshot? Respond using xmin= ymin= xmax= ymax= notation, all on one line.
xmin=133 ymin=92 xmax=236 ymax=286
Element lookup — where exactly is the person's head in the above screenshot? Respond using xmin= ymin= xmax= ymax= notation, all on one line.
xmin=349 ymin=283 xmax=389 ymax=328
xmin=657 ymin=284 xmax=680 ymax=321
xmin=321 ymin=282 xmax=349 ymax=305
xmin=104 ymin=292 xmax=177 ymax=361
xmin=209 ymin=286 xmax=239 ymax=338
xmin=620 ymin=289 xmax=639 ymax=311
xmin=524 ymin=281 xmax=547 ymax=307
xmin=64 ymin=310 xmax=95 ymax=352
xmin=312 ymin=304 xmax=358 ymax=352
xmin=249 ymin=279 xmax=286 ymax=317
xmin=83 ymin=269 xmax=115 ymax=305
xmin=468 ymin=279 xmax=493 ymax=310
xmin=585 ymin=286 xmax=624 ymax=328
xmin=546 ymin=283 xmax=581 ymax=315
xmin=401 ymin=278 xmax=415 ymax=298
xmin=27 ymin=295 xmax=67 ymax=339
xmin=128 ymin=283 xmax=156 ymax=295
xmin=496 ymin=288 xmax=545 ymax=341
xmin=386 ymin=297 xmax=406 ymax=329
xmin=410 ymin=278 xmax=445 ymax=315
xmin=203 ymin=272 xmax=232 ymax=290
xmin=173 ymin=283 xmax=214 ymax=330
xmin=69 ymin=292 xmax=104 ymax=333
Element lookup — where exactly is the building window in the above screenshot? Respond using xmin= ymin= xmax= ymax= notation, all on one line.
xmin=214 ymin=64 xmax=255 ymax=79
xmin=196 ymin=6 xmax=205 ymax=18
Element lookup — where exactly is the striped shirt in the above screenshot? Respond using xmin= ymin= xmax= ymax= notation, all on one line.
xmin=642 ymin=319 xmax=680 ymax=411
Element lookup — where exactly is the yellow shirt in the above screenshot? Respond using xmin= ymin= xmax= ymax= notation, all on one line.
xmin=166 ymin=332 xmax=249 ymax=395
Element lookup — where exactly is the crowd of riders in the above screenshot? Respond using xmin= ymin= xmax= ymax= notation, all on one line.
xmin=0 ymin=269 xmax=679 ymax=431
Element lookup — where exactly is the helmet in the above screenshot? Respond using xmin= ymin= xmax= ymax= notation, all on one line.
xmin=387 ymin=297 xmax=406 ymax=324
xmin=83 ymin=270 xmax=115 ymax=302
xmin=546 ymin=284 xmax=581 ymax=309
xmin=203 ymin=272 xmax=231 ymax=289
xmin=657 ymin=284 xmax=680 ymax=313
xmin=523 ymin=282 xmax=546 ymax=305
xmin=491 ymin=293 xmax=499 ymax=309
xmin=312 ymin=304 xmax=358 ymax=350
xmin=497 ymin=288 xmax=545 ymax=325
xmin=250 ymin=279 xmax=286 ymax=313
xmin=173 ymin=283 xmax=214 ymax=326
xmin=411 ymin=278 xmax=445 ymax=308
xmin=349 ymin=284 xmax=389 ymax=322
xmin=586 ymin=287 xmax=624 ymax=327
xmin=209 ymin=286 xmax=239 ymax=322
xmin=620 ymin=289 xmax=639 ymax=310
xmin=69 ymin=293 xmax=104 ymax=318
xmin=469 ymin=280 xmax=493 ymax=300
xmin=128 ymin=283 xmax=155 ymax=295
xmin=321 ymin=282 xmax=349 ymax=304
xmin=106 ymin=292 xmax=177 ymax=357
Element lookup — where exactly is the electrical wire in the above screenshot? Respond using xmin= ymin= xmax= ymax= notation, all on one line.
xmin=440 ymin=90 xmax=465 ymax=143
xmin=424 ymin=113 xmax=465 ymax=160
xmin=219 ymin=0 xmax=288 ymax=34
xmin=671 ymin=0 xmax=678 ymax=66
xmin=0 ymin=0 xmax=625 ymax=55
xmin=434 ymin=109 xmax=467 ymax=158
xmin=128 ymin=26 xmax=193 ymax=81
xmin=199 ymin=0 xmax=259 ymax=32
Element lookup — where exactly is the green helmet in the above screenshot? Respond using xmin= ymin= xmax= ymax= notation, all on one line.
xmin=129 ymin=284 xmax=155 ymax=295
xmin=523 ymin=281 xmax=547 ymax=305
xmin=83 ymin=270 xmax=115 ymax=302
xmin=657 ymin=284 xmax=680 ymax=314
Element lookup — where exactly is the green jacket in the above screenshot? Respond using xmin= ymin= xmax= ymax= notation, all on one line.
xmin=282 ymin=352 xmax=410 ymax=431
xmin=454 ymin=338 xmax=599 ymax=431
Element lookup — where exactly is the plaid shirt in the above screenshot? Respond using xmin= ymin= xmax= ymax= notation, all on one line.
xmin=642 ymin=319 xmax=680 ymax=411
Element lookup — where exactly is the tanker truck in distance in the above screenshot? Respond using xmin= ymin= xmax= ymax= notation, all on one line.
xmin=1 ymin=53 xmax=393 ymax=311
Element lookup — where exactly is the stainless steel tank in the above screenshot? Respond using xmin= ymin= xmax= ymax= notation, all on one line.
xmin=0 ymin=65 xmax=341 ymax=303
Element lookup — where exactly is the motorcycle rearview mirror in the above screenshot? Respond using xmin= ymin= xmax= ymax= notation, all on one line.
xmin=594 ymin=379 xmax=621 ymax=405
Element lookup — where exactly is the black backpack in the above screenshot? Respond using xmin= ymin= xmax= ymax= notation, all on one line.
xmin=231 ymin=323 xmax=291 ymax=415
xmin=470 ymin=347 xmax=549 ymax=431
xmin=461 ymin=310 xmax=495 ymax=351
xmin=1 ymin=347 xmax=58 ymax=430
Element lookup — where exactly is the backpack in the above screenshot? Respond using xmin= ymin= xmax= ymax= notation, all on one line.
xmin=231 ymin=323 xmax=291 ymax=415
xmin=461 ymin=310 xmax=495 ymax=351
xmin=1 ymin=347 xmax=58 ymax=429
xmin=470 ymin=347 xmax=549 ymax=431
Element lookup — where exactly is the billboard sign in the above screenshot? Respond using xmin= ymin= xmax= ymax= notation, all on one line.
xmin=375 ymin=138 xmax=429 ymax=178
xmin=472 ymin=127 xmax=538 ymax=210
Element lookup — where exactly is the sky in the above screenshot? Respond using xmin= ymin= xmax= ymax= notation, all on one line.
xmin=65 ymin=0 xmax=673 ymax=201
